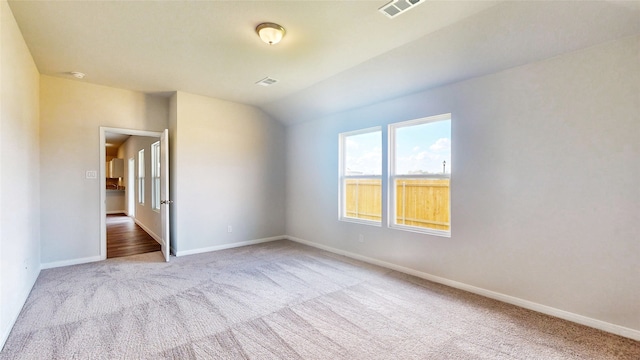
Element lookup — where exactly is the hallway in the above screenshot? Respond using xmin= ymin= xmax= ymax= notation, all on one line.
xmin=106 ymin=214 xmax=161 ymax=258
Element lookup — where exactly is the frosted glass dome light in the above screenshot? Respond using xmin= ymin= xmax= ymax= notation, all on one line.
xmin=256 ymin=23 xmax=286 ymax=45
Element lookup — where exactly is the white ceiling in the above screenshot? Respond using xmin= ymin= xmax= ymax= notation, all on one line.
xmin=8 ymin=0 xmax=640 ymax=125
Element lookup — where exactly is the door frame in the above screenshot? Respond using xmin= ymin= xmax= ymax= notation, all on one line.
xmin=99 ymin=127 xmax=164 ymax=261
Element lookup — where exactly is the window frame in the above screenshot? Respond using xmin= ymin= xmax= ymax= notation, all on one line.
xmin=388 ymin=113 xmax=451 ymax=237
xmin=137 ymin=149 xmax=145 ymax=205
xmin=338 ymin=126 xmax=382 ymax=226
xmin=151 ymin=141 xmax=160 ymax=211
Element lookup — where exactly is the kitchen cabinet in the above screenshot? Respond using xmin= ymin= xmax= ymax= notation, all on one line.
xmin=106 ymin=189 xmax=126 ymax=213
xmin=107 ymin=158 xmax=124 ymax=178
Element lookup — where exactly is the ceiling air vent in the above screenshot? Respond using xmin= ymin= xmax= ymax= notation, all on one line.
xmin=379 ymin=0 xmax=424 ymax=19
xmin=255 ymin=77 xmax=278 ymax=86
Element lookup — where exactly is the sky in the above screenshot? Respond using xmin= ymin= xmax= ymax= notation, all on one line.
xmin=345 ymin=131 xmax=382 ymax=175
xmin=396 ymin=119 xmax=451 ymax=175
xmin=344 ymin=119 xmax=451 ymax=175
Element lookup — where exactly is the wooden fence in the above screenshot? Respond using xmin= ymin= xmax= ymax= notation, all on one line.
xmin=345 ymin=178 xmax=450 ymax=231
xmin=344 ymin=179 xmax=382 ymax=222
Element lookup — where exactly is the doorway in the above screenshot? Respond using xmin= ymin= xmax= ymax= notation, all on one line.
xmin=106 ymin=214 xmax=161 ymax=258
xmin=100 ymin=127 xmax=171 ymax=262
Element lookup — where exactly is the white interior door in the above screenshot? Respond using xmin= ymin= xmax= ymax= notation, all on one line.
xmin=160 ymin=129 xmax=171 ymax=262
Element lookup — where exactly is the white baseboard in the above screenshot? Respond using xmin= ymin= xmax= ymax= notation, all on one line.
xmin=41 ymin=255 xmax=103 ymax=270
xmin=175 ymin=236 xmax=284 ymax=257
xmin=40 ymin=219 xmax=160 ymax=270
xmin=285 ymin=235 xmax=640 ymax=341
xmin=133 ymin=218 xmax=162 ymax=246
xmin=106 ymin=210 xmax=126 ymax=215
xmin=0 ymin=267 xmax=40 ymax=351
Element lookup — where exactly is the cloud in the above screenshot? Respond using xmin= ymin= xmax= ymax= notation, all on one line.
xmin=414 ymin=151 xmax=428 ymax=160
xmin=397 ymin=148 xmax=451 ymax=174
xmin=402 ymin=150 xmax=438 ymax=162
xmin=347 ymin=147 xmax=382 ymax=175
xmin=429 ymin=138 xmax=450 ymax=152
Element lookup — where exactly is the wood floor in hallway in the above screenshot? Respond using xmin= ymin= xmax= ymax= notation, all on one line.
xmin=107 ymin=214 xmax=161 ymax=258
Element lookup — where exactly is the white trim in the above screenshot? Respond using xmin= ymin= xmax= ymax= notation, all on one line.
xmin=338 ymin=127 xmax=383 ymax=224
xmin=339 ymin=125 xmax=382 ymax=138
xmin=150 ymin=140 xmax=161 ymax=211
xmin=134 ymin=218 xmax=162 ymax=245
xmin=0 ymin=267 xmax=40 ymax=350
xmin=106 ymin=210 xmax=126 ymax=215
xmin=389 ymin=222 xmax=451 ymax=238
xmin=175 ymin=236 xmax=284 ymax=257
xmin=339 ymin=217 xmax=382 ymax=227
xmin=41 ymin=255 xmax=103 ymax=270
xmin=388 ymin=113 xmax=452 ymax=237
xmin=285 ymin=235 xmax=640 ymax=341
xmin=390 ymin=112 xmax=451 ymax=129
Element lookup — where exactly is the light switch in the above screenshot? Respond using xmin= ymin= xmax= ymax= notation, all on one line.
xmin=86 ymin=170 xmax=97 ymax=179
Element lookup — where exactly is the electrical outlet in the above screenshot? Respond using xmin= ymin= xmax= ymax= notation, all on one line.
xmin=227 ymin=225 xmax=232 ymax=233
xmin=358 ymin=234 xmax=364 ymax=243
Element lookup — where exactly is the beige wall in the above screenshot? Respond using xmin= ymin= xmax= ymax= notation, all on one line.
xmin=285 ymin=36 xmax=640 ymax=335
xmin=38 ymin=83 xmax=285 ymax=263
xmin=171 ymin=91 xmax=286 ymax=255
xmin=39 ymin=76 xmax=169 ymax=266
xmin=0 ymin=0 xmax=41 ymax=348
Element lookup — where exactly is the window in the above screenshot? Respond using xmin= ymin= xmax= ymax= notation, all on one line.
xmin=339 ymin=128 xmax=382 ymax=225
xmin=137 ymin=149 xmax=145 ymax=205
xmin=151 ymin=141 xmax=160 ymax=211
xmin=389 ymin=114 xmax=451 ymax=236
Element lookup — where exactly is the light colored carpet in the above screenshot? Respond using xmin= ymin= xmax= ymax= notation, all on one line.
xmin=1 ymin=240 xmax=638 ymax=359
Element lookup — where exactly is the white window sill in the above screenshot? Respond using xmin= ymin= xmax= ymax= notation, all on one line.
xmin=339 ymin=217 xmax=382 ymax=227
xmin=389 ymin=224 xmax=451 ymax=238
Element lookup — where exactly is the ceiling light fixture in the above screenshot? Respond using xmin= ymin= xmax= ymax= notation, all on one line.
xmin=256 ymin=22 xmax=286 ymax=45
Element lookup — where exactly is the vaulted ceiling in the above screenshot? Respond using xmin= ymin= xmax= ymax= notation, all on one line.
xmin=8 ymin=0 xmax=640 ymax=125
